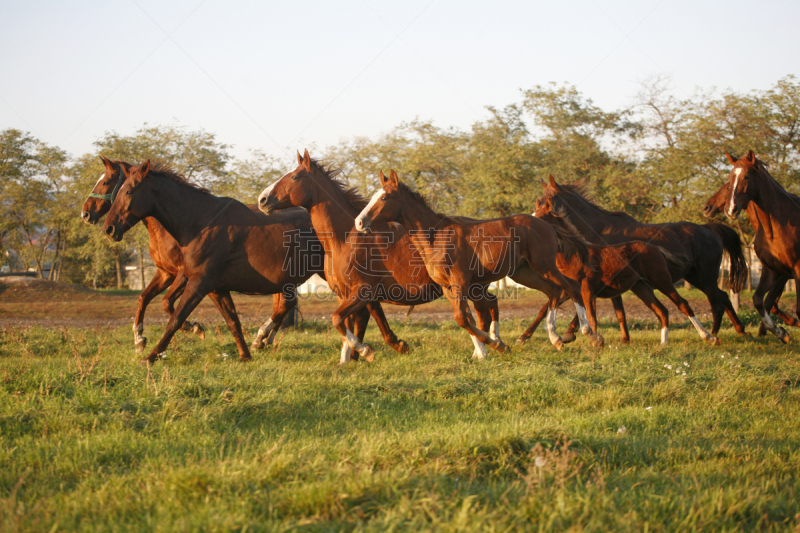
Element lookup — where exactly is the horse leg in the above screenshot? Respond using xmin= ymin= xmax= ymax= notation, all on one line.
xmin=472 ymin=289 xmax=507 ymax=351
xmin=766 ymin=275 xmax=798 ymax=327
xmin=562 ymin=314 xmax=580 ymax=344
xmin=143 ymin=279 xmax=209 ymax=365
xmin=163 ymin=273 xmax=205 ymax=339
xmin=444 ymin=284 xmax=503 ymax=358
xmin=611 ymin=296 xmax=631 ymax=343
xmin=655 ymin=279 xmax=719 ymax=345
xmin=251 ymin=293 xmax=295 ymax=350
xmin=516 ymin=301 xmax=549 ymax=345
xmin=581 ymin=279 xmax=604 ymax=347
xmin=630 ymin=281 xmax=670 ymax=344
xmin=753 ymin=267 xmax=790 ymax=343
xmin=543 ymin=268 xmax=602 ymax=346
xmin=207 ymin=290 xmax=252 ymax=361
xmin=365 ymin=301 xmax=409 ymax=354
xmin=134 ymin=269 xmax=174 ymax=353
xmin=332 ymin=296 xmax=375 ymax=363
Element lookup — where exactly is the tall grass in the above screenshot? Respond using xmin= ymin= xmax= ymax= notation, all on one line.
xmin=1 ymin=318 xmax=799 ymax=531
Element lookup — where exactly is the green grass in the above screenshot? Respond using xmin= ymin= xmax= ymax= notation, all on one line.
xmin=1 ymin=318 xmax=799 ymax=531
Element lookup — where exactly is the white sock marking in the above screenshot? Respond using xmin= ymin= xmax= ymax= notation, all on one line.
xmin=545 ymin=307 xmax=561 ymax=345
xmin=574 ymin=303 xmax=590 ymax=334
xmin=345 ymin=329 xmax=362 ymax=349
xmin=661 ymin=327 xmax=669 ymax=344
xmin=340 ymin=340 xmax=352 ymax=364
xmin=689 ymin=316 xmax=712 ymax=340
xmin=489 ymin=320 xmax=501 ymax=342
xmin=470 ymin=335 xmax=487 ymax=360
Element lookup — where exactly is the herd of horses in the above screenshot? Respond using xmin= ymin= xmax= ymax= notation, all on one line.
xmin=79 ymin=149 xmax=800 ymax=365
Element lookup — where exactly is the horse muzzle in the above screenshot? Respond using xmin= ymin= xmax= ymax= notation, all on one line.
xmin=81 ymin=210 xmax=98 ymax=224
xmin=104 ymin=223 xmax=123 ymax=242
xmin=259 ymin=195 xmax=277 ymax=215
xmin=354 ymin=216 xmax=371 ymax=233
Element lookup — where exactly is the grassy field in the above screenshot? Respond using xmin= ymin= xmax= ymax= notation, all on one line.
xmin=1 ymin=312 xmax=800 ymax=531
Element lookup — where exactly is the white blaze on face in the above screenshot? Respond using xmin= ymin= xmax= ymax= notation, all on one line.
xmin=355 ymin=190 xmax=383 ymax=232
xmin=258 ymin=181 xmax=278 ymax=207
xmin=728 ymin=168 xmax=743 ymax=216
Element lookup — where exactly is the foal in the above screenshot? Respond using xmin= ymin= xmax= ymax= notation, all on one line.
xmin=355 ymin=170 xmax=601 ymax=350
xmin=519 ymin=211 xmax=718 ymax=345
xmin=722 ymin=150 xmax=800 ymax=342
xmin=703 ymin=178 xmax=797 ymax=336
xmin=102 ymin=160 xmax=338 ymax=364
xmin=257 ymin=151 xmax=503 ymax=361
xmin=82 ymin=156 xmax=288 ymax=353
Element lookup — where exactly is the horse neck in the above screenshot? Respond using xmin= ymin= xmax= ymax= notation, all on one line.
xmin=398 ymin=197 xmax=450 ymax=252
xmin=305 ymin=176 xmax=360 ymax=253
xmin=146 ymin=177 xmax=228 ymax=247
xmin=558 ymin=196 xmax=639 ymax=238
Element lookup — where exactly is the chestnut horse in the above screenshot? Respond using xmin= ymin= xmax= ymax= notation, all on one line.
xmin=536 ymin=175 xmax=748 ymax=337
xmin=519 ymin=210 xmax=718 ymax=345
xmin=354 ymin=169 xmax=602 ymax=351
xmin=722 ymin=150 xmax=800 ymax=342
xmin=703 ymin=178 xmax=798 ymax=336
xmin=101 ymin=159 xmax=385 ymax=364
xmin=257 ymin=151 xmax=503 ymax=361
xmin=81 ymin=157 xmax=287 ymax=353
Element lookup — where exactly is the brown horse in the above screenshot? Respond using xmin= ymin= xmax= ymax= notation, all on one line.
xmin=101 ymin=159 xmax=346 ymax=364
xmin=353 ymin=169 xmax=602 ymax=351
xmin=536 ymin=175 xmax=748 ymax=340
xmin=703 ymin=178 xmax=798 ymax=336
xmin=257 ymin=151 xmax=503 ymax=361
xmin=722 ymin=150 xmax=800 ymax=342
xmin=519 ymin=210 xmax=718 ymax=345
xmin=81 ymin=157 xmax=288 ymax=353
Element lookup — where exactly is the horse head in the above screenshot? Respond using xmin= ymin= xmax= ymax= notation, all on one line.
xmin=81 ymin=156 xmax=127 ymax=224
xmin=354 ymin=170 xmax=404 ymax=233
xmin=257 ymin=149 xmax=315 ymax=215
xmin=725 ymin=150 xmax=761 ymax=219
xmin=103 ymin=160 xmax=152 ymax=242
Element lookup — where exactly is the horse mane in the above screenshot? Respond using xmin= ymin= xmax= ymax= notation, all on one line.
xmin=308 ymin=158 xmax=368 ymax=211
xmin=556 ymin=181 xmax=638 ymax=222
xmin=746 ymin=157 xmax=800 ymax=203
xmin=143 ymin=162 xmax=211 ymax=194
xmin=396 ymin=181 xmax=455 ymax=221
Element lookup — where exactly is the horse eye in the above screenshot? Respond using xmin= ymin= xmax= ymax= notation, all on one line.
xmin=291 ymin=173 xmax=300 ymax=181
xmin=381 ymin=196 xmax=386 ymax=201
xmin=126 ymin=190 xmax=132 ymax=195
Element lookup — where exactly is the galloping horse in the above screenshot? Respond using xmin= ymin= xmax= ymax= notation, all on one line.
xmin=101 ymin=159 xmax=340 ymax=364
xmin=354 ymin=169 xmax=602 ymax=351
xmin=257 ymin=151 xmax=502 ymax=361
xmin=703 ymin=178 xmax=798 ymax=336
xmin=721 ymin=150 xmax=800 ymax=342
xmin=82 ymin=156 xmax=286 ymax=353
xmin=536 ymin=175 xmax=748 ymax=340
xmin=519 ymin=209 xmax=718 ymax=345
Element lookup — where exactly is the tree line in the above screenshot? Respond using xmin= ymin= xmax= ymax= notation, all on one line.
xmin=1 ymin=76 xmax=798 ymax=288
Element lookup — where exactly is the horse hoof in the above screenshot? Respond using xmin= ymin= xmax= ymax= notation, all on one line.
xmin=239 ymin=355 xmax=252 ymax=362
xmin=515 ymin=336 xmax=528 ymax=346
xmin=707 ymin=336 xmax=721 ymax=346
xmin=135 ymin=338 xmax=147 ymax=353
xmin=396 ymin=340 xmax=410 ymax=354
xmin=495 ymin=341 xmax=510 ymax=354
xmin=562 ymin=331 xmax=577 ymax=344
xmin=778 ymin=328 xmax=790 ymax=344
xmin=193 ymin=323 xmax=206 ymax=340
xmin=358 ymin=344 xmax=376 ymax=362
xmin=139 ymin=357 xmax=155 ymax=366
xmin=553 ymin=338 xmax=564 ymax=351
xmin=621 ymin=337 xmax=631 ymax=344
xmin=591 ymin=335 xmax=605 ymax=348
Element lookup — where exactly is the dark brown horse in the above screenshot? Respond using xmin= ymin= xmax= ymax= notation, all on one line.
xmin=353 ymin=169 xmax=602 ymax=350
xmin=101 ymin=159 xmax=343 ymax=364
xmin=519 ymin=210 xmax=718 ymax=345
xmin=257 ymin=151 xmax=503 ymax=361
xmin=703 ymin=178 xmax=798 ymax=336
xmin=536 ymin=175 xmax=748 ymax=339
xmin=81 ymin=157 xmax=289 ymax=353
xmin=722 ymin=150 xmax=800 ymax=342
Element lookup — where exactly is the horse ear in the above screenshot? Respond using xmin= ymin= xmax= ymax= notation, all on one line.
xmin=296 ymin=150 xmax=303 ymax=166
xmin=549 ymin=174 xmax=560 ymax=190
xmin=725 ymin=151 xmax=738 ymax=165
xmin=746 ymin=150 xmax=756 ymax=164
xmin=540 ymin=177 xmax=546 ymax=188
xmin=99 ymin=155 xmax=111 ymax=169
xmin=379 ymin=170 xmax=386 ymax=183
xmin=388 ymin=169 xmax=399 ymax=188
xmin=302 ymin=149 xmax=311 ymax=170
xmin=131 ymin=160 xmax=150 ymax=185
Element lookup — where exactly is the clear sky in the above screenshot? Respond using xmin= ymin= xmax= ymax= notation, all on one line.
xmin=1 ymin=0 xmax=798 ymax=167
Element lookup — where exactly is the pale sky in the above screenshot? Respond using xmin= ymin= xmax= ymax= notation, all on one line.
xmin=1 ymin=0 xmax=798 ymax=167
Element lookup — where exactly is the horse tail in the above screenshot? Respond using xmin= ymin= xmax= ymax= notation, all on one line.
xmin=553 ymin=225 xmax=589 ymax=264
xmin=704 ymin=222 xmax=748 ymax=293
xmin=655 ymin=246 xmax=691 ymax=272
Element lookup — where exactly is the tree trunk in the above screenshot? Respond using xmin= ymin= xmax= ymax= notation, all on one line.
xmin=138 ymin=247 xmax=145 ymax=291
xmin=115 ymin=253 xmax=123 ymax=289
